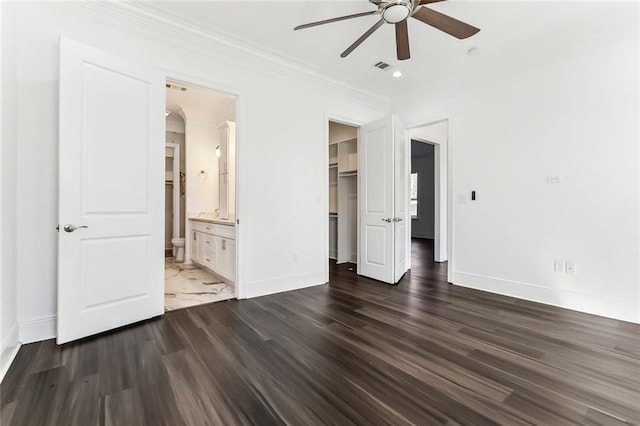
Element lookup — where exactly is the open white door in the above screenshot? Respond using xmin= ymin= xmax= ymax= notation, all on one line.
xmin=57 ymin=38 xmax=164 ymax=344
xmin=358 ymin=117 xmax=392 ymax=283
xmin=359 ymin=116 xmax=408 ymax=284
xmin=393 ymin=117 xmax=409 ymax=281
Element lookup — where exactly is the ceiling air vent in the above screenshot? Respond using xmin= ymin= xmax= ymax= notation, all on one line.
xmin=374 ymin=61 xmax=391 ymax=70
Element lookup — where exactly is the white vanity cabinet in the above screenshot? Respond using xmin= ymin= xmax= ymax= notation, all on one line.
xmin=190 ymin=220 xmax=235 ymax=281
xmin=214 ymin=236 xmax=235 ymax=280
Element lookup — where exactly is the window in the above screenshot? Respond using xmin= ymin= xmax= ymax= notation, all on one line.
xmin=410 ymin=172 xmax=418 ymax=218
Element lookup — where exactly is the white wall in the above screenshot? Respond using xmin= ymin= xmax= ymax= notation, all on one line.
xmin=166 ymin=113 xmax=185 ymax=133
xmin=1 ymin=2 xmax=21 ymax=380
xmin=396 ymin=7 xmax=640 ymax=323
xmin=182 ymin=107 xmax=220 ymax=217
xmin=4 ymin=2 xmax=388 ymax=342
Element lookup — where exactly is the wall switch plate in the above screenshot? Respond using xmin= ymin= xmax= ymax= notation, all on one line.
xmin=565 ymin=262 xmax=576 ymax=274
xmin=554 ymin=260 xmax=564 ymax=272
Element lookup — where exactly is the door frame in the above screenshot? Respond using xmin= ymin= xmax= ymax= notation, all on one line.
xmin=406 ymin=117 xmax=454 ymax=281
xmin=165 ymin=143 xmax=181 ymax=254
xmin=163 ymin=71 xmax=244 ymax=298
xmin=323 ymin=113 xmax=364 ymax=283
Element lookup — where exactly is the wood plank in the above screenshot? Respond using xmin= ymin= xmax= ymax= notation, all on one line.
xmin=1 ymin=239 xmax=638 ymax=425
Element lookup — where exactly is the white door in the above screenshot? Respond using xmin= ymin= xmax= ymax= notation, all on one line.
xmin=57 ymin=37 xmax=165 ymax=344
xmin=393 ymin=117 xmax=409 ymax=281
xmin=358 ymin=116 xmax=408 ymax=284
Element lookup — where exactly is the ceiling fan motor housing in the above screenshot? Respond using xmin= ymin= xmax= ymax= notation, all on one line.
xmin=381 ymin=0 xmax=416 ymax=24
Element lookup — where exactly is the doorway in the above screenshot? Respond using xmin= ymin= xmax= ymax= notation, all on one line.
xmin=408 ymin=119 xmax=448 ymax=266
xmin=328 ymin=120 xmax=359 ymax=278
xmin=164 ymin=81 xmax=238 ymax=311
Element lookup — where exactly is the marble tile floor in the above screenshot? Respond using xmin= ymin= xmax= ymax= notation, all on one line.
xmin=164 ymin=258 xmax=235 ymax=311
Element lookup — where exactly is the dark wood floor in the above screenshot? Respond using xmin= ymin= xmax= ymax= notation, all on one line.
xmin=2 ymin=239 xmax=639 ymax=425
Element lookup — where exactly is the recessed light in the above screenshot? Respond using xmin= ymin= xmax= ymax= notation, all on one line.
xmin=392 ymin=70 xmax=402 ymax=78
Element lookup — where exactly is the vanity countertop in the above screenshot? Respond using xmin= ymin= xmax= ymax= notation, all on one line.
xmin=189 ymin=216 xmax=235 ymax=226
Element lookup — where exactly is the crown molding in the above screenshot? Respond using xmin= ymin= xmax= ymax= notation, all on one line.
xmin=174 ymin=97 xmax=235 ymax=127
xmin=61 ymin=2 xmax=390 ymax=111
xmin=181 ymin=105 xmax=223 ymax=127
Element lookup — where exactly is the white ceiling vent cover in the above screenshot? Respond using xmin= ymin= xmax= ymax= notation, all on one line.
xmin=374 ymin=61 xmax=391 ymax=70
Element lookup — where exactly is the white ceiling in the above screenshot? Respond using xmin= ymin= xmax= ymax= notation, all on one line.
xmin=166 ymin=81 xmax=236 ymax=116
xmin=137 ymin=1 xmax=624 ymax=98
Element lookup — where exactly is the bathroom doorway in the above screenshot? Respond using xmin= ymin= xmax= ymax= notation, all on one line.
xmin=164 ymin=81 xmax=238 ymax=311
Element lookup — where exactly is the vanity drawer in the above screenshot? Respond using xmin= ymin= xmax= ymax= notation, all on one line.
xmin=202 ymin=234 xmax=215 ymax=250
xmin=212 ymin=224 xmax=235 ymax=240
xmin=203 ymin=235 xmax=216 ymax=266
xmin=190 ymin=221 xmax=207 ymax=232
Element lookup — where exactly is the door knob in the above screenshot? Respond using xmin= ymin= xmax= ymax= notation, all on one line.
xmin=392 ymin=217 xmax=404 ymax=222
xmin=382 ymin=218 xmax=392 ymax=223
xmin=63 ymin=224 xmax=88 ymax=233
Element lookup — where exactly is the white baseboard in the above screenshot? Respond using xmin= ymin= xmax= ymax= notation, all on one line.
xmin=453 ymin=271 xmax=639 ymax=324
xmin=242 ymin=271 xmax=326 ymax=299
xmin=1 ymin=323 xmax=21 ymax=382
xmin=19 ymin=315 xmax=57 ymax=343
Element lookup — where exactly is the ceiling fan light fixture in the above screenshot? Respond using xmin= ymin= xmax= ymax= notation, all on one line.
xmin=293 ymin=1 xmax=480 ymax=60
xmin=382 ymin=3 xmax=412 ymax=24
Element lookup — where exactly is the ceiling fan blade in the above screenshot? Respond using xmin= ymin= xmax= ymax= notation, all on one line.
xmin=294 ymin=10 xmax=378 ymax=31
xmin=340 ymin=19 xmax=385 ymax=58
xmin=419 ymin=0 xmax=447 ymax=5
xmin=412 ymin=6 xmax=480 ymax=39
xmin=395 ymin=21 xmax=410 ymax=60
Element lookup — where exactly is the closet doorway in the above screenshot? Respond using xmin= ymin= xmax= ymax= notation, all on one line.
xmin=328 ymin=120 xmax=359 ymax=273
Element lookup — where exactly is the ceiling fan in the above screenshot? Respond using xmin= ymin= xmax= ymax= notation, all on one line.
xmin=294 ymin=0 xmax=480 ymax=60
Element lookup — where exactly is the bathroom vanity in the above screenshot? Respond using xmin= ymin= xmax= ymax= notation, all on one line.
xmin=189 ymin=218 xmax=236 ymax=282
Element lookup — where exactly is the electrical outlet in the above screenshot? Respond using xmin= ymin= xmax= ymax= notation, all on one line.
xmin=554 ymin=260 xmax=564 ymax=273
xmin=565 ymin=262 xmax=576 ymax=275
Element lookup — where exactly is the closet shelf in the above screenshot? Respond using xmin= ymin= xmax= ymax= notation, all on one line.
xmin=339 ymin=171 xmax=357 ymax=177
xmin=329 ymin=163 xmax=338 ymax=168
xmin=330 ymin=137 xmax=357 ymax=145
xmin=329 ymin=212 xmax=338 ymax=217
